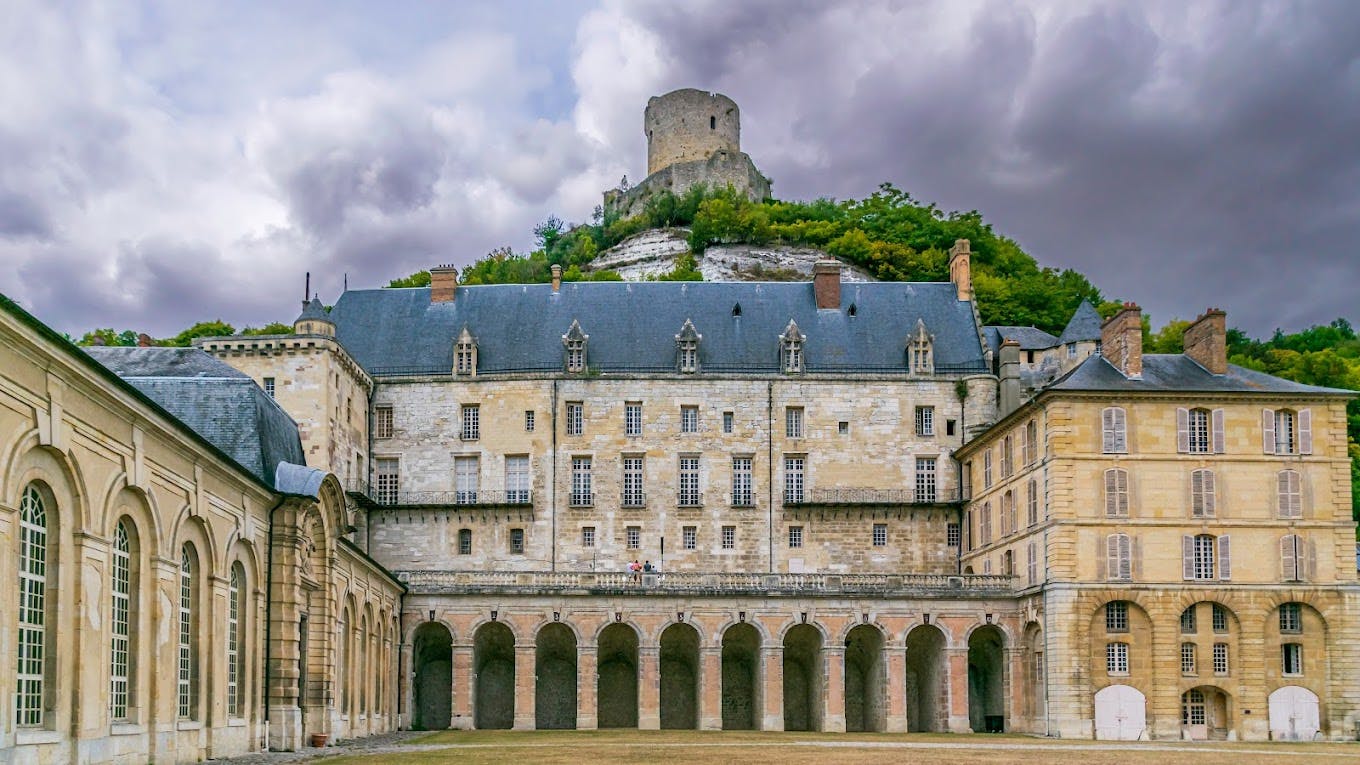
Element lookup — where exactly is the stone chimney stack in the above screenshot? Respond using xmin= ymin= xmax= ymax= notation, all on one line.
xmin=551 ymin=264 xmax=562 ymax=293
xmin=948 ymin=239 xmax=972 ymax=301
xmin=999 ymin=339 xmax=1022 ymax=416
xmin=1183 ymin=308 xmax=1228 ymax=375
xmin=813 ymin=260 xmax=842 ymax=309
xmin=430 ymin=265 xmax=459 ymax=303
xmin=1101 ymin=302 xmax=1144 ymax=379
xmin=137 ymin=333 xmax=153 ymax=348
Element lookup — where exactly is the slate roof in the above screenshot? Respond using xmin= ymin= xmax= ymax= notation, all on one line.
xmin=84 ymin=347 xmax=311 ymax=487
xmin=295 ymin=297 xmax=331 ymax=325
xmin=984 ymin=326 xmax=1059 ymax=354
xmin=1057 ymin=300 xmax=1102 ymax=345
xmin=329 ymin=281 xmax=989 ymax=376
xmin=1049 ymin=354 xmax=1355 ymax=396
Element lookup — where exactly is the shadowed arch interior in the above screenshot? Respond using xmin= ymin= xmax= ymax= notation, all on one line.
xmin=968 ymin=625 xmax=1006 ymax=732
xmin=659 ymin=623 xmax=700 ymax=729
xmin=905 ymin=624 xmax=947 ymax=732
xmin=844 ymin=624 xmax=886 ymax=732
xmin=597 ymin=623 xmax=638 ymax=728
xmin=782 ymin=624 xmax=822 ymax=731
xmin=535 ymin=623 xmax=577 ymax=729
xmin=473 ymin=621 xmax=515 ymax=729
xmin=411 ymin=622 xmax=452 ymax=730
xmin=722 ymin=623 xmax=761 ymax=730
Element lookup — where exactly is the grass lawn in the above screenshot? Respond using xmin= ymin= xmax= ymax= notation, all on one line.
xmin=322 ymin=729 xmax=1359 ymax=765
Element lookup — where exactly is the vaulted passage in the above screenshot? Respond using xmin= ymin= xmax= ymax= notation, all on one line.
xmin=905 ymin=624 xmax=947 ymax=732
xmin=783 ymin=625 xmax=822 ymax=731
xmin=412 ymin=622 xmax=452 ymax=731
xmin=968 ymin=625 xmax=1006 ymax=732
xmin=597 ymin=623 xmax=639 ymax=728
xmin=535 ymin=623 xmax=577 ymax=729
xmin=722 ymin=623 xmax=761 ymax=730
xmin=844 ymin=625 xmax=886 ymax=732
xmin=473 ymin=622 xmax=515 ymax=729
xmin=659 ymin=623 xmax=700 ymax=729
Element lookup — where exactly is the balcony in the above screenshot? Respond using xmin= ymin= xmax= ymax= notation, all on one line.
xmin=394 ymin=570 xmax=1015 ymax=597
xmin=784 ymin=487 xmax=960 ymax=507
xmin=348 ymin=485 xmax=533 ymax=509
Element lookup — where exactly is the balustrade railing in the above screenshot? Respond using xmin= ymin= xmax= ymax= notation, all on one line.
xmin=394 ymin=569 xmax=1014 ymax=594
xmin=347 ymin=485 xmax=533 ymax=508
xmin=785 ymin=487 xmax=960 ymax=505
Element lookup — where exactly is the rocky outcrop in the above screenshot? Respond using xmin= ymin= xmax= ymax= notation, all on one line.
xmin=587 ymin=228 xmax=878 ymax=283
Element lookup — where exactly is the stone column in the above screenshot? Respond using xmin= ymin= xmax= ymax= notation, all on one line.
xmin=576 ymin=647 xmax=598 ymax=730
xmin=947 ymin=647 xmax=972 ymax=733
xmin=451 ymin=642 xmax=474 ymax=729
xmin=822 ymin=646 xmax=846 ymax=732
xmin=514 ymin=645 xmax=536 ymax=730
xmin=71 ymin=533 xmax=110 ymax=761
xmin=885 ymin=645 xmax=908 ymax=732
xmin=761 ymin=645 xmax=785 ymax=731
xmin=699 ymin=646 xmax=722 ymax=730
xmin=638 ymin=645 xmax=660 ymax=729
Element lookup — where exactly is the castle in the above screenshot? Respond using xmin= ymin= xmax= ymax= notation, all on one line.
xmin=1 ymin=91 xmax=1358 ymax=764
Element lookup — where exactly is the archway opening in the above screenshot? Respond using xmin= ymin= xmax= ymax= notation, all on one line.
xmin=473 ymin=622 xmax=515 ymax=729
xmin=905 ymin=624 xmax=947 ymax=732
xmin=535 ymin=623 xmax=577 ymax=729
xmin=783 ymin=624 xmax=822 ymax=731
xmin=412 ymin=622 xmax=452 ymax=730
xmin=844 ymin=624 xmax=885 ymax=732
xmin=1022 ymin=622 xmax=1045 ymax=730
xmin=597 ymin=623 xmax=639 ymax=728
xmin=722 ymin=623 xmax=761 ymax=730
xmin=659 ymin=623 xmax=700 ymax=729
xmin=1268 ymin=685 xmax=1320 ymax=741
xmin=968 ymin=625 xmax=1005 ymax=732
xmin=1182 ymin=686 xmax=1232 ymax=740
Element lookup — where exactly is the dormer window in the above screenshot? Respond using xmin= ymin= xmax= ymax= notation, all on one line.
xmin=675 ymin=319 xmax=701 ymax=374
xmin=562 ymin=320 xmax=588 ymax=373
xmin=454 ymin=327 xmax=478 ymax=376
xmin=908 ymin=319 xmax=934 ymax=374
xmin=779 ymin=320 xmax=804 ymax=374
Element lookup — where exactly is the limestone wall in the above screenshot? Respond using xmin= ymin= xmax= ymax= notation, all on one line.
xmin=604 ymin=149 xmax=771 ymax=220
xmin=645 ymin=89 xmax=740 ymax=176
xmin=587 ymin=228 xmax=877 ymax=283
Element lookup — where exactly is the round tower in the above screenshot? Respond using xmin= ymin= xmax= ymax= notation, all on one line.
xmin=644 ymin=89 xmax=740 ymax=176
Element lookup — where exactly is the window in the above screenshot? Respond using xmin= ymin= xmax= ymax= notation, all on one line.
xmin=1104 ymin=468 xmax=1129 ymax=517
xmin=1183 ymin=689 xmax=1206 ymax=726
xmin=1274 ymin=409 xmax=1296 ymax=454
xmin=980 ymin=501 xmax=992 ymax=545
xmin=1027 ymin=541 xmax=1038 ymax=585
xmin=788 ymin=526 xmax=804 ymax=548
xmin=1105 ymin=601 xmax=1129 ymax=632
xmin=780 ymin=320 xmax=804 ymax=373
xmin=178 ymin=545 xmax=198 ymax=719
xmin=1191 ymin=469 xmax=1215 ymax=517
xmin=458 ymin=529 xmax=472 ymax=555
xmin=838 ymin=421 xmax=849 ymax=435
xmin=682 ymin=526 xmax=697 ymax=550
xmin=1281 ymin=534 xmax=1307 ymax=582
xmin=563 ymin=321 xmax=588 ymax=372
xmin=983 ymin=559 xmax=992 ymax=574
xmin=263 ymin=377 xmax=275 ymax=397
xmin=461 ymin=403 xmax=481 ymax=442
xmin=783 ymin=455 xmax=805 ymax=504
xmin=1024 ymin=419 xmax=1038 ymax=465
xmin=375 ymin=405 xmax=394 ymax=439
xmin=947 ymin=522 xmax=961 ymax=547
xmin=785 ymin=406 xmax=804 ymax=438
xmin=1068 ymin=344 xmax=1078 ymax=359
xmin=872 ymin=523 xmax=887 ymax=546
xmin=525 ymin=410 xmax=535 ymax=432
xmin=1002 ymin=549 xmax=1015 ymax=576
xmin=1277 ymin=470 xmax=1302 ymax=518
xmin=227 ymin=563 xmax=244 ymax=716
xmin=625 ymin=402 xmax=642 ymax=436
xmin=375 ymin=458 xmax=399 ymax=504
xmin=722 ymin=526 xmax=736 ymax=550
xmin=1181 ymin=643 xmax=1197 ymax=675
xmin=678 ymin=456 xmax=701 ymax=506
xmin=1211 ymin=604 xmax=1229 ymax=633
xmin=111 ymin=519 xmax=133 ymax=721
xmin=946 ymin=419 xmax=956 ymax=437
xmin=1282 ymin=643 xmax=1303 ymax=675
xmin=908 ymin=319 xmax=933 ymax=373
xmin=571 ymin=457 xmax=593 ymax=506
xmin=681 ymin=405 xmax=699 ymax=433
xmin=1001 ymin=436 xmax=1013 ymax=478
xmin=1180 ymin=607 xmax=1197 ymax=634
xmin=1186 ymin=408 xmax=1210 ymax=453
xmin=510 ymin=528 xmax=525 ymax=554
xmin=1106 ymin=643 xmax=1129 ymax=675
xmin=625 ymin=526 xmax=640 ymax=549
xmin=731 ymin=457 xmax=753 ymax=506
xmin=454 ymin=456 xmax=479 ymax=504
xmin=722 ymin=411 xmax=733 ymax=433
xmin=1027 ymin=479 xmax=1039 ymax=526
xmin=1106 ymin=534 xmax=1132 ymax=581
xmin=581 ymin=527 xmax=595 ymax=548
xmin=1212 ymin=643 xmax=1228 ymax=675
xmin=566 ymin=402 xmax=583 ymax=436
xmin=915 ymin=457 xmax=937 ymax=502
xmin=1188 ymin=534 xmax=1216 ymax=580
xmin=505 ymin=456 xmax=530 ymax=504
xmin=676 ymin=319 xmax=700 ymax=373
xmin=915 ymin=406 xmax=934 ymax=436
xmin=622 ymin=456 xmax=645 ymax=507
xmin=1279 ymin=603 xmax=1302 ymax=634
xmin=1001 ymin=491 xmax=1015 ymax=535
xmin=455 ymin=328 xmax=477 ymax=375
xmin=1101 ymin=407 xmax=1127 ymax=453
xmin=983 ymin=450 xmax=993 ymax=488
xmin=1265 ymin=408 xmax=1313 ymax=455
xmin=710 ymin=115 xmax=716 ymax=129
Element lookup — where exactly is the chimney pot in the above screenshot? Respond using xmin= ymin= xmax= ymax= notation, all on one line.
xmin=813 ymin=260 xmax=842 ymax=309
xmin=551 ymin=264 xmax=562 ymax=293
xmin=1183 ymin=307 xmax=1228 ymax=375
xmin=948 ymin=239 xmax=973 ymax=301
xmin=1100 ymin=302 xmax=1143 ymax=378
xmin=430 ymin=265 xmax=459 ymax=303
xmin=998 ymin=339 xmax=1022 ymax=415
xmin=137 ymin=333 xmax=153 ymax=347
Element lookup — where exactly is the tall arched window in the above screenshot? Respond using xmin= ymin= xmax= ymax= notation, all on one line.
xmin=110 ymin=519 xmax=136 ymax=721
xmin=178 ymin=545 xmax=199 ymax=719
xmin=227 ymin=563 xmax=245 ymax=717
xmin=17 ymin=485 xmax=49 ymax=727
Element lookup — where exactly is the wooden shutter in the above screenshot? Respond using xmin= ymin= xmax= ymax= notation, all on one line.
xmin=1278 ymin=470 xmax=1301 ymax=518
xmin=1262 ymin=409 xmax=1276 ymax=454
xmin=1306 ymin=538 xmax=1317 ymax=580
xmin=1212 ymin=408 xmax=1226 ymax=453
xmin=1097 ymin=536 xmax=1108 ymax=580
xmin=1118 ymin=534 xmax=1132 ymax=580
xmin=1114 ymin=408 xmax=1126 ymax=452
xmin=1201 ymin=470 xmax=1215 ymax=517
xmin=1217 ymin=535 xmax=1231 ymax=580
xmin=1102 ymin=408 xmax=1115 ymax=452
xmin=1182 ymin=535 xmax=1195 ymax=580
xmin=1131 ymin=536 xmax=1143 ymax=580
xmin=1191 ymin=470 xmax=1204 ymax=517
xmin=1298 ymin=408 xmax=1313 ymax=454
xmin=1281 ymin=535 xmax=1298 ymax=581
xmin=1176 ymin=407 xmax=1190 ymax=453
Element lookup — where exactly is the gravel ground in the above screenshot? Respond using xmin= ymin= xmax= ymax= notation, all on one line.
xmin=210 ymin=731 xmax=430 ymax=764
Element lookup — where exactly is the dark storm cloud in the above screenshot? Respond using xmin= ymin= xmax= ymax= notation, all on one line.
xmin=0 ymin=189 xmax=53 ymax=240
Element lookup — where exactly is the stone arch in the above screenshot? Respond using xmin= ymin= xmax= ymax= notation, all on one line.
xmin=775 ymin=617 xmax=831 ymax=644
xmin=596 ymin=622 xmax=639 ymax=728
xmin=411 ymin=621 xmax=453 ymax=730
xmin=1021 ymin=621 xmax=1045 ymax=728
xmin=904 ymin=623 xmax=948 ymax=732
xmin=8 ymin=442 xmax=87 ymax=534
xmin=721 ymin=622 xmax=761 ymax=730
xmin=967 ymin=624 xmax=1006 ymax=732
xmin=659 ymin=622 xmax=700 ymax=729
xmin=169 ymin=510 xmax=218 ymax=577
xmin=1181 ymin=684 xmax=1233 ymax=740
xmin=473 ymin=620 xmax=515 ymax=729
xmin=901 ymin=616 xmax=957 ymax=649
xmin=844 ymin=623 xmax=886 ymax=732
xmin=1086 ymin=597 xmax=1153 ymax=723
xmin=712 ymin=614 xmax=772 ymax=647
xmin=535 ymin=622 xmax=577 ymax=729
xmin=467 ymin=615 xmax=525 ymax=647
xmin=11 ymin=473 xmax=72 ymax=730
xmin=782 ymin=623 xmax=823 ymax=731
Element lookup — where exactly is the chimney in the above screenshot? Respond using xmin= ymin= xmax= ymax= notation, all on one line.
xmin=813 ymin=260 xmax=841 ymax=309
xmin=551 ymin=264 xmax=562 ymax=293
xmin=1183 ymin=308 xmax=1228 ymax=375
xmin=430 ymin=265 xmax=458 ymax=303
xmin=948 ymin=239 xmax=972 ymax=301
xmin=1101 ymin=302 xmax=1144 ymax=378
xmin=137 ymin=333 xmax=153 ymax=347
xmin=999 ymin=339 xmax=1022 ymax=416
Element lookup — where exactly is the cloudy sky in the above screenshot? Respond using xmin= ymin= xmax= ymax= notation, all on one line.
xmin=2 ymin=0 xmax=1358 ymax=338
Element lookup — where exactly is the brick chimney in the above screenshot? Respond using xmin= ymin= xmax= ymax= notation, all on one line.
xmin=948 ymin=239 xmax=972 ymax=301
xmin=813 ymin=260 xmax=841 ymax=309
xmin=430 ymin=265 xmax=458 ymax=303
xmin=1101 ymin=302 xmax=1143 ymax=378
xmin=998 ymin=339 xmax=1022 ymax=416
xmin=1183 ymin=308 xmax=1228 ymax=375
xmin=551 ymin=264 xmax=562 ymax=293
xmin=137 ymin=333 xmax=153 ymax=347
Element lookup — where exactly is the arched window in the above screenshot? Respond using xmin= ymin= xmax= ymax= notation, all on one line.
xmin=17 ymin=485 xmax=49 ymax=727
xmin=1104 ymin=468 xmax=1129 ymax=517
xmin=228 ymin=563 xmax=246 ymax=716
xmin=178 ymin=544 xmax=199 ymax=719
xmin=110 ymin=519 xmax=136 ymax=721
xmin=1191 ymin=469 xmax=1215 ymax=517
xmin=1101 ymin=407 xmax=1127 ymax=453
xmin=1277 ymin=470 xmax=1302 ymax=518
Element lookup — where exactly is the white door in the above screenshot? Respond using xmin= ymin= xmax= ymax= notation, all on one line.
xmin=1094 ymin=684 xmax=1146 ymax=740
xmin=1269 ymin=686 xmax=1320 ymax=741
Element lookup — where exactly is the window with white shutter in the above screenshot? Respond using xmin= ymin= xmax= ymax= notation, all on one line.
xmin=1191 ymin=469 xmax=1215 ymax=517
xmin=1107 ymin=533 xmax=1132 ymax=581
xmin=1186 ymin=534 xmax=1218 ymax=580
xmin=1102 ymin=407 xmax=1127 ymax=453
xmin=1104 ymin=468 xmax=1129 ymax=517
xmin=1280 ymin=534 xmax=1305 ymax=582
xmin=1275 ymin=410 xmax=1297 ymax=454
xmin=1184 ymin=408 xmax=1210 ymax=453
xmin=1212 ymin=408 xmax=1226 ymax=453
xmin=1298 ymin=408 xmax=1313 ymax=454
xmin=1277 ymin=470 xmax=1302 ymax=518
xmin=1217 ymin=534 xmax=1231 ymax=580
xmin=1262 ymin=408 xmax=1276 ymax=453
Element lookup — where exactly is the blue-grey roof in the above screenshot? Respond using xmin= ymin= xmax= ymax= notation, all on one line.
xmin=295 ymin=297 xmax=330 ymax=325
xmin=984 ymin=326 xmax=1059 ymax=354
xmin=330 ymin=281 xmax=988 ymax=375
xmin=275 ymin=462 xmax=325 ymax=498
xmin=1057 ymin=300 xmax=1102 ymax=345
xmin=1050 ymin=354 xmax=1355 ymax=395
xmin=85 ymin=347 xmax=309 ymax=487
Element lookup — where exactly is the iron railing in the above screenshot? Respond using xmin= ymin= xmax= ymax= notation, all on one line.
xmin=348 ymin=485 xmax=532 ymax=508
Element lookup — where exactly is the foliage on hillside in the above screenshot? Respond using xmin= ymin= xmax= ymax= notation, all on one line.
xmin=75 ymin=320 xmax=293 ymax=347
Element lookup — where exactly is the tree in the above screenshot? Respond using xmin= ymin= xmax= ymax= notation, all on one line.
xmin=387 ymin=270 xmax=432 ymax=288
xmin=164 ymin=320 xmax=235 ymax=347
